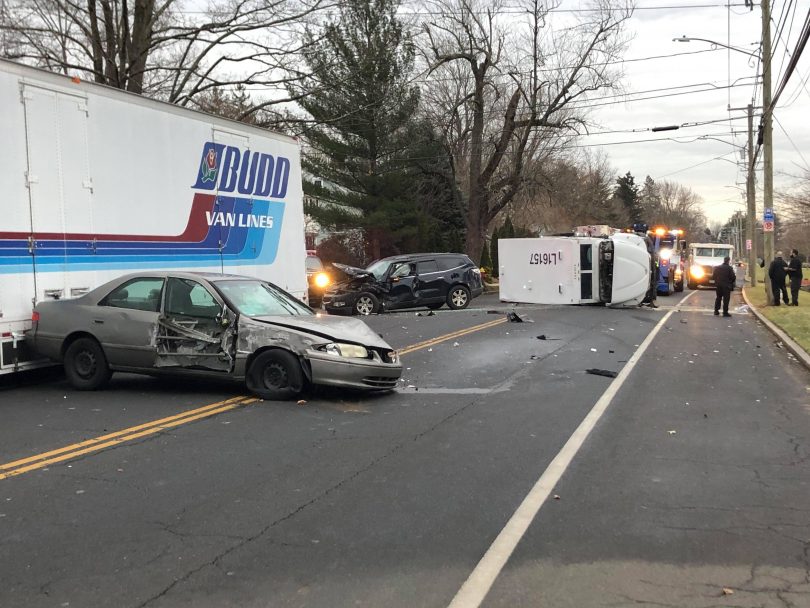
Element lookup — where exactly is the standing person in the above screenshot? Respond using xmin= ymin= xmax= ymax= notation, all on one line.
xmin=787 ymin=248 xmax=803 ymax=306
xmin=712 ymin=256 xmax=736 ymax=317
xmin=768 ymin=251 xmax=789 ymax=306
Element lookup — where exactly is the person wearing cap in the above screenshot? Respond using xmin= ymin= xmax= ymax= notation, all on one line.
xmin=787 ymin=248 xmax=803 ymax=306
xmin=712 ymin=256 xmax=736 ymax=317
xmin=768 ymin=251 xmax=789 ymax=306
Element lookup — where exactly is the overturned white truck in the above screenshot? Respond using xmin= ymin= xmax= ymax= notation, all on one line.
xmin=498 ymin=228 xmax=654 ymax=308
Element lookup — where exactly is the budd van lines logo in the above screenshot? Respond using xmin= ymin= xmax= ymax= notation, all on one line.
xmin=192 ymin=141 xmax=290 ymax=230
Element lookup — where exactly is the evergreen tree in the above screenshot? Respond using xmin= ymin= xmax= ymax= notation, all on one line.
xmin=503 ymin=216 xmax=516 ymax=239
xmin=291 ymin=0 xmax=420 ymax=259
xmin=490 ymin=227 xmax=500 ymax=277
xmin=613 ymin=172 xmax=642 ymax=224
xmin=480 ymin=240 xmax=492 ymax=269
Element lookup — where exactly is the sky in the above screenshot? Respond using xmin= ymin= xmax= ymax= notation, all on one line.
xmin=578 ymin=0 xmax=810 ymax=224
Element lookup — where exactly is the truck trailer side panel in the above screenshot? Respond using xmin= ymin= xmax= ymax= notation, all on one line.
xmin=0 ymin=59 xmax=306 ymax=374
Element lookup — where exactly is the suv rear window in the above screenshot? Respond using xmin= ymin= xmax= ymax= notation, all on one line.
xmin=437 ymin=256 xmax=469 ymax=271
xmin=417 ymin=260 xmax=440 ymax=274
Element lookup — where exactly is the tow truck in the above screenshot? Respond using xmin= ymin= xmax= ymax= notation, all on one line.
xmin=649 ymin=227 xmax=687 ymax=295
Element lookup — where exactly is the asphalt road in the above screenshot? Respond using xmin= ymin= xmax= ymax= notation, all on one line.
xmin=1 ymin=290 xmax=808 ymax=608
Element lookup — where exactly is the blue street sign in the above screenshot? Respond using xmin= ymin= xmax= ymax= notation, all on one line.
xmin=764 ymin=207 xmax=774 ymax=221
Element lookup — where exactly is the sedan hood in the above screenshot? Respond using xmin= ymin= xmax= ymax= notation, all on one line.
xmin=332 ymin=263 xmax=373 ymax=278
xmin=250 ymin=314 xmax=393 ymax=350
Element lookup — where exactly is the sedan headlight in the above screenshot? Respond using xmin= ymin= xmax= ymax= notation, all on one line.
xmin=323 ymin=343 xmax=369 ymax=358
xmin=314 ymin=272 xmax=330 ymax=288
xmin=690 ymin=265 xmax=705 ymax=279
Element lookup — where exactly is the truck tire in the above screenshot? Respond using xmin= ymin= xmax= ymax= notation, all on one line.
xmin=675 ymin=280 xmax=684 ymax=293
xmin=354 ymin=293 xmax=379 ymax=315
xmin=447 ymin=285 xmax=471 ymax=309
xmin=247 ymin=349 xmax=304 ymax=400
xmin=64 ymin=337 xmax=113 ymax=390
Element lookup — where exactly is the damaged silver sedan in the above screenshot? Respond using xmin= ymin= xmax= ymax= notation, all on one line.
xmin=31 ymin=272 xmax=402 ymax=399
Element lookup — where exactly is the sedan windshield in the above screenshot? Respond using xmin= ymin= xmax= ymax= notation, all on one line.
xmin=214 ymin=280 xmax=312 ymax=317
xmin=366 ymin=260 xmax=391 ymax=281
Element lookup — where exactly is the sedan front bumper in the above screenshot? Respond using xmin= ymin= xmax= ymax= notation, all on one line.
xmin=306 ymin=351 xmax=401 ymax=390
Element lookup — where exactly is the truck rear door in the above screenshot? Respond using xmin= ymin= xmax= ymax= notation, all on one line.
xmin=498 ymin=238 xmax=580 ymax=304
xmin=22 ymin=83 xmax=95 ymax=303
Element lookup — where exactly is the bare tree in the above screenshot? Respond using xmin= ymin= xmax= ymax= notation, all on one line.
xmin=421 ymin=0 xmax=631 ymax=260
xmin=1 ymin=0 xmax=330 ymax=114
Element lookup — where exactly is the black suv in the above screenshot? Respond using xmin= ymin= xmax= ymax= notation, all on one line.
xmin=322 ymin=253 xmax=484 ymax=315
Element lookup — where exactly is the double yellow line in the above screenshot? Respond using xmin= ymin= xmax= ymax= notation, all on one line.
xmin=397 ymin=316 xmax=507 ymax=356
xmin=0 ymin=316 xmax=507 ymax=480
xmin=0 ymin=396 xmax=256 ymax=480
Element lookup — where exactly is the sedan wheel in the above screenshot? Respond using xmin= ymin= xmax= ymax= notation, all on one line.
xmin=247 ymin=350 xmax=304 ymax=400
xmin=447 ymin=285 xmax=471 ymax=310
xmin=354 ymin=293 xmax=379 ymax=316
xmin=64 ymin=337 xmax=112 ymax=390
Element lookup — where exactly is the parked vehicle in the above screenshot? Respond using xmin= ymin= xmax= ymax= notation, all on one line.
xmin=498 ymin=227 xmax=653 ymax=307
xmin=0 ymin=58 xmax=307 ymax=375
xmin=687 ymin=243 xmax=735 ymax=289
xmin=323 ymin=253 xmax=484 ymax=315
xmin=306 ymin=253 xmax=331 ymax=308
xmin=31 ymin=272 xmax=401 ymax=398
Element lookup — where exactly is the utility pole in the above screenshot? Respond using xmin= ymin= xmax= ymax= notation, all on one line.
xmin=747 ymin=104 xmax=756 ymax=286
xmin=729 ymin=103 xmax=758 ymax=286
xmin=762 ymin=0 xmax=774 ymax=303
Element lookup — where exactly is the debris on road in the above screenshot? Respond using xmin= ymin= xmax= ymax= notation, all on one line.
xmin=297 ymin=400 xmax=307 ymax=406
xmin=667 ymin=430 xmax=677 ymax=435
xmin=415 ymin=311 xmax=436 ymax=317
xmin=553 ymin=494 xmax=561 ymax=500
xmin=590 ymin=348 xmax=597 ymax=352
xmin=586 ymin=369 xmax=618 ymax=378
xmin=453 ymin=342 xmax=460 ymax=347
xmin=721 ymin=588 xmax=734 ymax=596
xmin=507 ymin=311 xmax=524 ymax=322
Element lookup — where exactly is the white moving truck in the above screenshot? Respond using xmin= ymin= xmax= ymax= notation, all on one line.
xmin=498 ymin=229 xmax=653 ymax=307
xmin=0 ymin=59 xmax=307 ymax=374
xmin=686 ymin=243 xmax=734 ymax=289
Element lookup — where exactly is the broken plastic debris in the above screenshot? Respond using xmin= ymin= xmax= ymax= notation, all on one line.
xmin=667 ymin=430 xmax=677 ymax=435
xmin=453 ymin=342 xmax=460 ymax=347
xmin=507 ymin=311 xmax=524 ymax=323
xmin=586 ymin=368 xmax=618 ymax=378
xmin=721 ymin=588 xmax=734 ymax=596
xmin=553 ymin=494 xmax=561 ymax=500
xmin=590 ymin=348 xmax=597 ymax=352
xmin=296 ymin=400 xmax=307 ymax=406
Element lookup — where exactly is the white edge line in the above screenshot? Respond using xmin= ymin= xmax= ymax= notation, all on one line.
xmin=447 ymin=290 xmax=698 ymax=608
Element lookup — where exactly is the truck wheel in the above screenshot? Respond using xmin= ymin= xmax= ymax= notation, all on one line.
xmin=247 ymin=350 xmax=304 ymax=400
xmin=675 ymin=280 xmax=684 ymax=293
xmin=64 ymin=337 xmax=112 ymax=390
xmin=447 ymin=285 xmax=471 ymax=309
xmin=354 ymin=293 xmax=379 ymax=316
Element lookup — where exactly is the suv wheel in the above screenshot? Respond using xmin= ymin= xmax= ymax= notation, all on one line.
xmin=447 ymin=285 xmax=471 ymax=310
xmin=354 ymin=293 xmax=379 ymax=315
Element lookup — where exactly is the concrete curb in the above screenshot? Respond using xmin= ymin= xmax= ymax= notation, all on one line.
xmin=742 ymin=286 xmax=810 ymax=371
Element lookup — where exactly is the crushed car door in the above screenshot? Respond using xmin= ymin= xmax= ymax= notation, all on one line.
xmin=156 ymin=277 xmax=236 ymax=372
xmin=94 ymin=277 xmax=165 ymax=368
xmin=414 ymin=260 xmax=444 ymax=301
xmin=386 ymin=262 xmax=417 ymax=308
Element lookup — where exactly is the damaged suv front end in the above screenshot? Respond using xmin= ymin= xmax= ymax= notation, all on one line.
xmin=32 ymin=271 xmax=402 ymax=400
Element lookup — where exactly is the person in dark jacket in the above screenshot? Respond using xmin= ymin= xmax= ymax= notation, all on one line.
xmin=712 ymin=257 xmax=736 ymax=317
xmin=768 ymin=251 xmax=789 ymax=306
xmin=787 ymin=248 xmax=803 ymax=306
